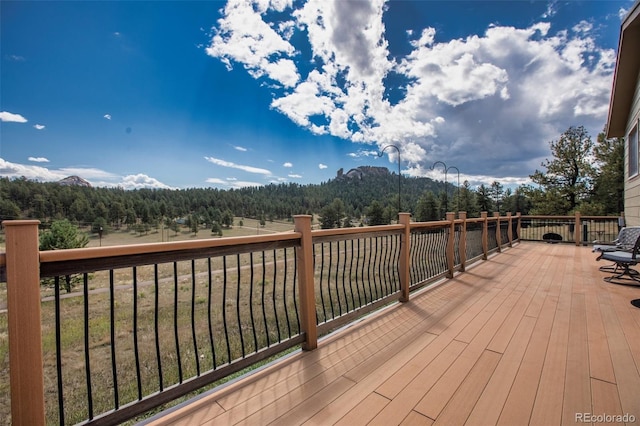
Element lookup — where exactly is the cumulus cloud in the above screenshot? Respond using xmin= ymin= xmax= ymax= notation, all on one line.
xmin=33 ymin=124 xmax=45 ymax=130
xmin=119 ymin=174 xmax=174 ymax=190
xmin=207 ymin=0 xmax=617 ymax=182
xmin=0 ymin=111 xmax=28 ymax=123
xmin=318 ymin=163 xmax=328 ymax=169
xmin=206 ymin=177 xmax=264 ymax=188
xmin=283 ymin=162 xmax=293 ymax=167
xmin=204 ymin=156 xmax=272 ymax=175
xmin=0 ymin=158 xmax=172 ymax=189
xmin=104 ymin=114 xmax=112 ymax=120
xmin=28 ymin=157 xmax=49 ymax=163
xmin=288 ymin=173 xmax=302 ymax=178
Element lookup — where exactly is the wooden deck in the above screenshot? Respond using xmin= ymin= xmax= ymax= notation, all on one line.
xmin=145 ymin=242 xmax=640 ymax=426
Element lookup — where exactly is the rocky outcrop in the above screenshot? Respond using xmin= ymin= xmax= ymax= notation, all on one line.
xmin=58 ymin=175 xmax=92 ymax=187
xmin=336 ymin=166 xmax=389 ymax=181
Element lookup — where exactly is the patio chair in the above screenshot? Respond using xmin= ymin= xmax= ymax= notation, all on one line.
xmin=598 ymin=233 xmax=640 ymax=285
xmin=593 ymin=226 xmax=640 ymax=272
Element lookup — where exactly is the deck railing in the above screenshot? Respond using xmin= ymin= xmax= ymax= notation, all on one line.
xmin=0 ymin=212 xmax=621 ymax=425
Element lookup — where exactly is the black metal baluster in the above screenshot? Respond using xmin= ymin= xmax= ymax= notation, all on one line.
xmin=109 ymin=270 xmax=121 ymax=407
xmin=153 ymin=265 xmax=163 ymax=391
xmin=54 ymin=276 xmax=65 ymax=425
xmin=133 ymin=267 xmax=142 ymax=400
xmin=191 ymin=260 xmax=200 ymax=376
xmin=327 ymin=242 xmax=336 ymax=318
xmin=207 ymin=258 xmax=217 ymax=369
xmin=346 ymin=240 xmax=357 ymax=310
xmin=317 ymin=244 xmax=327 ymax=321
xmin=82 ymin=273 xmax=94 ymax=419
xmin=222 ymin=256 xmax=231 ymax=364
xmin=342 ymin=239 xmax=351 ymax=312
xmin=283 ymin=248 xmax=292 ymax=338
xmin=356 ymin=238 xmax=365 ymax=304
xmin=173 ymin=262 xmax=183 ymax=382
xmin=249 ymin=252 xmax=258 ymax=353
xmin=259 ymin=252 xmax=270 ymax=348
xmin=292 ymin=251 xmax=300 ymax=330
xmin=272 ymin=249 xmax=282 ymax=343
xmin=236 ymin=254 xmax=245 ymax=357
xmin=368 ymin=238 xmax=377 ymax=301
xmin=334 ymin=241 xmax=343 ymax=316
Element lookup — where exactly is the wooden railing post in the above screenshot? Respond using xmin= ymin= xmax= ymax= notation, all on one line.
xmin=293 ymin=215 xmax=317 ymax=350
xmin=446 ymin=212 xmax=455 ymax=278
xmin=458 ymin=212 xmax=467 ymax=272
xmin=398 ymin=213 xmax=411 ymax=302
xmin=4 ymin=220 xmax=45 ymax=426
xmin=516 ymin=212 xmax=522 ymax=242
xmin=481 ymin=212 xmax=488 ymax=260
xmin=575 ymin=211 xmax=582 ymax=246
xmin=494 ymin=212 xmax=502 ymax=252
xmin=507 ymin=212 xmax=513 ymax=247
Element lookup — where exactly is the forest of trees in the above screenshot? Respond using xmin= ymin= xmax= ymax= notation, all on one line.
xmin=0 ymin=127 xmax=624 ymax=233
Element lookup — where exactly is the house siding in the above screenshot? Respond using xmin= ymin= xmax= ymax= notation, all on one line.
xmin=624 ymin=69 xmax=640 ymax=226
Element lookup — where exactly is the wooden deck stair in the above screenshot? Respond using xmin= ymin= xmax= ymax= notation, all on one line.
xmin=145 ymin=242 xmax=640 ymax=425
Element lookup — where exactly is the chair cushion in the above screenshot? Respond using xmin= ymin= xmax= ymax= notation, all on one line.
xmin=600 ymin=251 xmax=638 ymax=263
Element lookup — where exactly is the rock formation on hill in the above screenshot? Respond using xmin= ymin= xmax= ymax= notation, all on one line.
xmin=336 ymin=166 xmax=390 ymax=181
xmin=58 ymin=175 xmax=92 ymax=187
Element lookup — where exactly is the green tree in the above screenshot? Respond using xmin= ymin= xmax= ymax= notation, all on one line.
xmin=320 ymin=198 xmax=344 ymax=229
xmin=190 ymin=214 xmax=199 ymax=235
xmin=40 ymin=220 xmax=89 ymax=292
xmin=415 ymin=191 xmax=438 ymax=222
xmin=490 ymin=181 xmax=504 ymax=214
xmin=476 ymin=184 xmax=493 ymax=214
xmin=365 ymin=200 xmax=387 ymax=225
xmin=530 ymin=126 xmax=595 ymax=214
xmin=0 ymin=198 xmax=21 ymax=221
xmin=221 ymin=209 xmax=234 ymax=228
xmin=211 ymin=221 xmax=223 ymax=236
xmin=591 ymin=131 xmax=624 ymax=214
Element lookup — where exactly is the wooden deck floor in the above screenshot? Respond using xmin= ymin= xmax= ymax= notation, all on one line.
xmin=145 ymin=242 xmax=640 ymax=426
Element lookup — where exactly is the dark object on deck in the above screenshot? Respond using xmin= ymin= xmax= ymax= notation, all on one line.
xmin=542 ymin=232 xmax=562 ymax=243
xmin=598 ymin=233 xmax=640 ymax=286
xmin=631 ymin=299 xmax=640 ymax=309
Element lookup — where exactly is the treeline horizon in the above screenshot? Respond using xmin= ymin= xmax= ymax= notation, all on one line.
xmin=0 ymin=171 xmax=528 ymax=228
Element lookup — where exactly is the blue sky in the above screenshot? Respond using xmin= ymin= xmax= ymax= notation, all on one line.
xmin=0 ymin=0 xmax=634 ymax=190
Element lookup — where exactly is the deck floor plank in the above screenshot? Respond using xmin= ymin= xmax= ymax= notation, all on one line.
xmin=145 ymin=243 xmax=640 ymax=426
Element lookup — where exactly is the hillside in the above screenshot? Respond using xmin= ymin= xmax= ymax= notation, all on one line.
xmin=0 ymin=170 xmax=449 ymax=226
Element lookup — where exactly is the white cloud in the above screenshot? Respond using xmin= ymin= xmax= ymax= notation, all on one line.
xmin=0 ymin=111 xmax=27 ymax=123
xmin=283 ymin=162 xmax=293 ymax=167
xmin=204 ymin=156 xmax=271 ymax=175
xmin=0 ymin=158 xmax=172 ymax=189
xmin=6 ymin=54 xmax=26 ymax=62
xmin=208 ymin=1 xmax=617 ymax=182
xmin=206 ymin=177 xmax=264 ymax=188
xmin=206 ymin=0 xmax=299 ymax=87
xmin=104 ymin=114 xmax=112 ymax=120
xmin=233 ymin=145 xmax=248 ymax=151
xmin=28 ymin=157 xmax=49 ymax=163
xmin=119 ymin=174 xmax=174 ymax=190
xmin=288 ymin=173 xmax=302 ymax=178
xmin=318 ymin=163 xmax=327 ymax=169
xmin=33 ymin=124 xmax=45 ymax=130
xmin=348 ymin=149 xmax=379 ymax=158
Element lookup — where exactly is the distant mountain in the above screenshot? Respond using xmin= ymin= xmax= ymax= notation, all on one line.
xmin=336 ymin=166 xmax=390 ymax=181
xmin=58 ymin=175 xmax=92 ymax=187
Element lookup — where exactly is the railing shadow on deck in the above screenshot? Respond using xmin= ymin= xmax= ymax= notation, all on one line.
xmin=0 ymin=212 xmax=621 ymax=425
